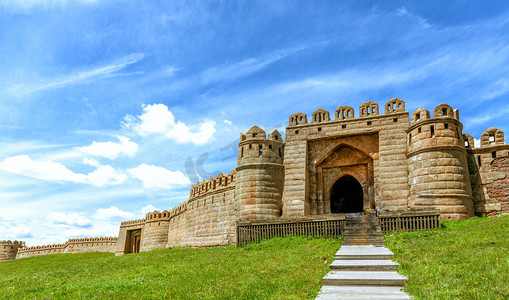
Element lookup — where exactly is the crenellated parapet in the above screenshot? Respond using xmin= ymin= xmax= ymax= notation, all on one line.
xmin=0 ymin=240 xmax=25 ymax=246
xmin=287 ymin=99 xmax=407 ymax=128
xmin=145 ymin=210 xmax=171 ymax=223
xmin=169 ymin=201 xmax=188 ymax=218
xmin=462 ymin=127 xmax=508 ymax=169
xmin=17 ymin=243 xmax=65 ymax=253
xmin=120 ymin=218 xmax=145 ymax=227
xmin=189 ymin=169 xmax=236 ymax=200
xmin=67 ymin=237 xmax=118 ymax=243
xmin=238 ymin=126 xmax=284 ymax=168
xmin=407 ymin=103 xmax=465 ymax=156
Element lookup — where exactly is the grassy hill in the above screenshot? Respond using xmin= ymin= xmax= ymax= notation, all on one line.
xmin=0 ymin=215 xmax=507 ymax=299
xmin=386 ymin=214 xmax=509 ymax=299
xmin=0 ymin=237 xmax=340 ymax=299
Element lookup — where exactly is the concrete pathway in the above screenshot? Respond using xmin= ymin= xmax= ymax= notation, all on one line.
xmin=316 ymin=245 xmax=412 ymax=299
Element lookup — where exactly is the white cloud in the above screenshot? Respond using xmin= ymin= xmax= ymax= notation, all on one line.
xmin=77 ymin=135 xmax=138 ymax=159
xmin=47 ymin=212 xmax=92 ymax=227
xmin=82 ymin=157 xmax=100 ymax=167
xmin=0 ymin=155 xmax=127 ymax=187
xmin=9 ymin=226 xmax=33 ymax=238
xmin=123 ymin=103 xmax=216 ymax=145
xmin=87 ymin=165 xmax=128 ymax=187
xmin=141 ymin=205 xmax=157 ymax=214
xmin=128 ymin=163 xmax=190 ymax=189
xmin=0 ymin=155 xmax=87 ymax=183
xmin=94 ymin=206 xmax=134 ymax=220
xmin=223 ymin=119 xmax=232 ymax=125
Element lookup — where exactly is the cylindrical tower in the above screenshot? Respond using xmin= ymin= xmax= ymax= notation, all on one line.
xmin=407 ymin=104 xmax=474 ymax=220
xmin=139 ymin=210 xmax=170 ymax=252
xmin=235 ymin=126 xmax=284 ymax=221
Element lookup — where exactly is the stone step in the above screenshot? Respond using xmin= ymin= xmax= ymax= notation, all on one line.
xmin=342 ymin=242 xmax=385 ymax=247
xmin=342 ymin=242 xmax=385 ymax=245
xmin=322 ymin=271 xmax=408 ymax=286
xmin=344 ymin=234 xmax=383 ymax=237
xmin=330 ymin=259 xmax=399 ymax=271
xmin=316 ymin=286 xmax=412 ymax=300
xmin=335 ymin=245 xmax=394 ymax=260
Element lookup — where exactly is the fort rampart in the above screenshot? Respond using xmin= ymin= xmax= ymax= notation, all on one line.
xmin=14 ymin=237 xmax=117 ymax=259
xmin=2 ymin=99 xmax=507 ymax=259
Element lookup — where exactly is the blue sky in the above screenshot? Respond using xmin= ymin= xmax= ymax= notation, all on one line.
xmin=1 ymin=1 xmax=509 ymax=245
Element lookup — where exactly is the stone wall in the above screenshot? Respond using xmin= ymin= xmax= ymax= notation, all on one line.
xmin=64 ymin=237 xmax=118 ymax=254
xmin=0 ymin=240 xmax=25 ymax=261
xmin=466 ymin=127 xmax=509 ymax=216
xmin=116 ymin=170 xmax=238 ymax=254
xmin=15 ymin=237 xmax=117 ymax=259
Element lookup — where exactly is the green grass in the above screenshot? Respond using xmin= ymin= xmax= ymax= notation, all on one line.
xmin=385 ymin=214 xmax=509 ymax=300
xmin=0 ymin=236 xmax=340 ymax=299
xmin=2 ymin=216 xmax=508 ymax=299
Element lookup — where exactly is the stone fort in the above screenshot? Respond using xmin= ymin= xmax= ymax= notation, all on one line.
xmin=4 ymin=99 xmax=508 ymax=260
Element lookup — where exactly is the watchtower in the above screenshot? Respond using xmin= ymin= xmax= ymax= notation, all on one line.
xmin=235 ymin=126 xmax=285 ymax=220
xmin=407 ymin=104 xmax=474 ymax=220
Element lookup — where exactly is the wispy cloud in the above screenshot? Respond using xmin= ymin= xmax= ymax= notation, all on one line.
xmin=201 ymin=43 xmax=325 ymax=84
xmin=0 ymin=0 xmax=100 ymax=11
xmin=6 ymin=53 xmax=144 ymax=97
xmin=464 ymin=105 xmax=509 ymax=126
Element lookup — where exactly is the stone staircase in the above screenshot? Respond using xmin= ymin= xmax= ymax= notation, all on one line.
xmin=342 ymin=213 xmax=384 ymax=246
xmin=316 ymin=213 xmax=411 ymax=299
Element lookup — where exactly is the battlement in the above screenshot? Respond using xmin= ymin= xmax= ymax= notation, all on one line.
xmin=0 ymin=240 xmax=25 ymax=246
xmin=189 ymin=169 xmax=236 ymax=199
xmin=17 ymin=243 xmax=65 ymax=253
xmin=145 ymin=210 xmax=171 ymax=222
xmin=67 ymin=237 xmax=117 ymax=243
xmin=288 ymin=98 xmax=407 ymax=126
xmin=120 ymin=218 xmax=145 ymax=227
xmin=238 ymin=127 xmax=284 ymax=167
xmin=409 ymin=103 xmax=460 ymax=126
xmin=169 ymin=201 xmax=188 ymax=218
xmin=464 ymin=128 xmax=507 ymax=150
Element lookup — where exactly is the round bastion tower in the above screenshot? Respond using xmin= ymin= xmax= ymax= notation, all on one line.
xmin=235 ymin=126 xmax=285 ymax=221
xmin=407 ymin=104 xmax=474 ymax=220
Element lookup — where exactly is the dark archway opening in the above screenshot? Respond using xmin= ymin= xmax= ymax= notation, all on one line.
xmin=330 ymin=175 xmax=363 ymax=213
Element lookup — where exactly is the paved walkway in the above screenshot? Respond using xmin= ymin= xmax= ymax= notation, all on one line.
xmin=316 ymin=245 xmax=412 ymax=299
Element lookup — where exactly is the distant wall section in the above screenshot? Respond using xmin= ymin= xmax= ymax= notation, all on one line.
xmin=15 ymin=237 xmax=117 ymax=259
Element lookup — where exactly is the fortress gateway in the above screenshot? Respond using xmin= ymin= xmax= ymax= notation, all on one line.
xmin=114 ymin=99 xmax=509 ymax=255
xmin=4 ymin=99 xmax=508 ymax=259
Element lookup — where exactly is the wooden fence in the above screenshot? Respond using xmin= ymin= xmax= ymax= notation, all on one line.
xmin=236 ymin=216 xmax=346 ymax=247
xmin=378 ymin=210 xmax=441 ymax=232
xmin=236 ymin=210 xmax=441 ymax=246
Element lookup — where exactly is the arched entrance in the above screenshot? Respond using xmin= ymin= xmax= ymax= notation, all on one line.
xmin=330 ymin=175 xmax=363 ymax=213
